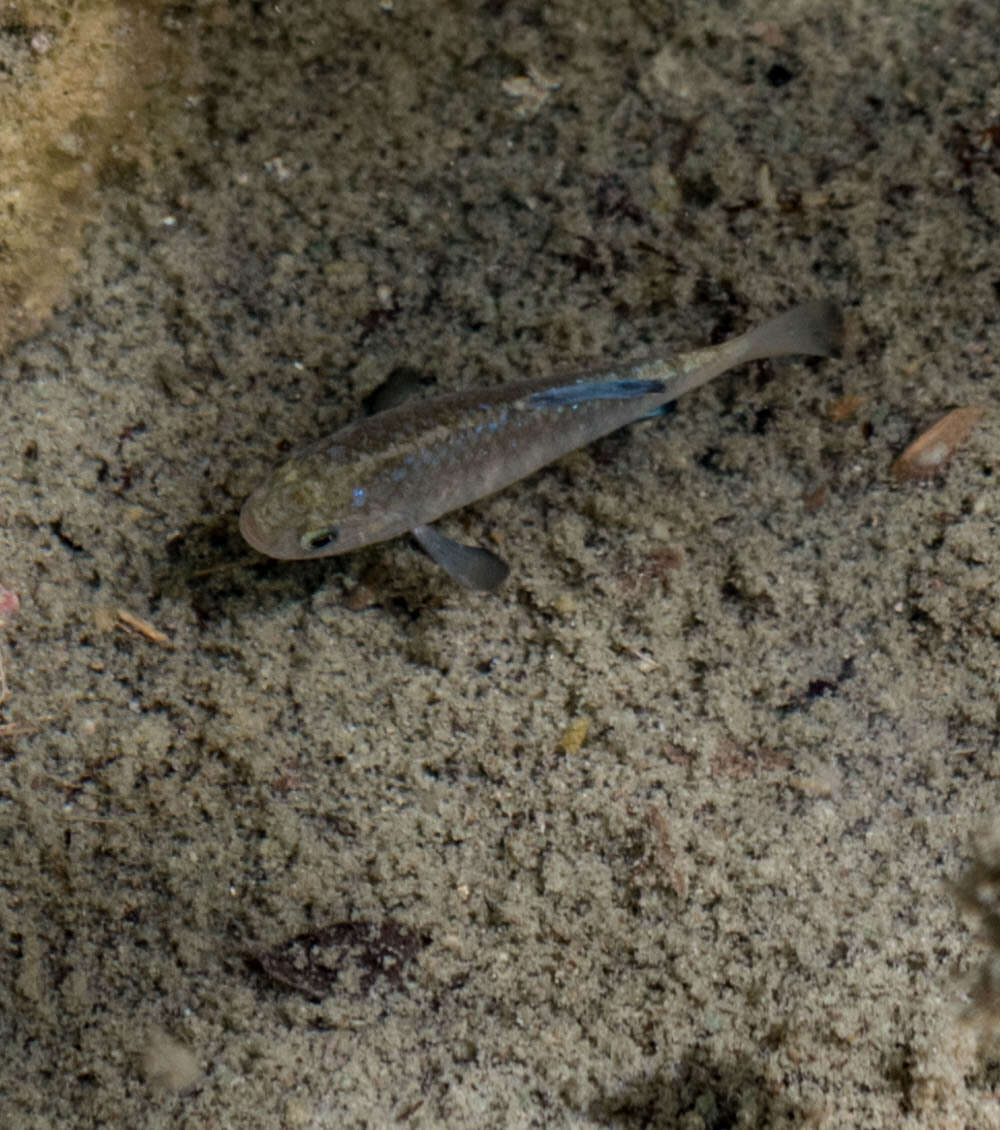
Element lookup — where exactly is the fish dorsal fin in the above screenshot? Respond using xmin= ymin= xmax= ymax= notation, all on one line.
xmin=363 ymin=366 xmax=437 ymax=416
xmin=412 ymin=524 xmax=510 ymax=591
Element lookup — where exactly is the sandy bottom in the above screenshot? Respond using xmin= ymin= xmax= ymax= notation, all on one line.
xmin=1 ymin=1 xmax=999 ymax=1126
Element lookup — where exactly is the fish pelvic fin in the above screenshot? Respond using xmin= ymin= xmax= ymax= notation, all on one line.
xmin=412 ymin=524 xmax=510 ymax=591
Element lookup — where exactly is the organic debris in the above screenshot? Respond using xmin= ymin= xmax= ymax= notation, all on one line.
xmin=0 ymin=583 xmax=21 ymax=706
xmin=556 ymin=717 xmax=589 ymax=755
xmin=802 ymin=484 xmax=828 ymax=513
xmin=116 ymin=608 xmax=172 ymax=647
xmin=501 ymin=63 xmax=560 ymax=118
xmin=827 ymin=394 xmax=868 ymax=421
xmin=250 ymin=920 xmax=429 ymax=1001
xmin=892 ymin=406 xmax=985 ymax=481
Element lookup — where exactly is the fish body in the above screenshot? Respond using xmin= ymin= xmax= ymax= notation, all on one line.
xmin=240 ymin=300 xmax=842 ymax=587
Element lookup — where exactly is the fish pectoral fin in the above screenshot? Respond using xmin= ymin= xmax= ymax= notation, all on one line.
xmin=412 ymin=524 xmax=510 ymax=592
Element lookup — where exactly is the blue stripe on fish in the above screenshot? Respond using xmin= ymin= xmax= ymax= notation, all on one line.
xmin=528 ymin=378 xmax=666 ymax=406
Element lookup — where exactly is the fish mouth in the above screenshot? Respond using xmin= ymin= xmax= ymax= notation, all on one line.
xmin=238 ymin=502 xmax=267 ymax=555
xmin=239 ymin=500 xmax=299 ymax=559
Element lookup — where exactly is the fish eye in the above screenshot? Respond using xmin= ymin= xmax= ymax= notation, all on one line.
xmin=301 ymin=526 xmax=339 ymax=551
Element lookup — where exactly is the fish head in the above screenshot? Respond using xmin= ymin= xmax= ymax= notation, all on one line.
xmin=239 ymin=448 xmax=405 ymax=560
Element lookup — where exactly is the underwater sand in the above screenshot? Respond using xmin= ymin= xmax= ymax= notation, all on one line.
xmin=1 ymin=1 xmax=998 ymax=1126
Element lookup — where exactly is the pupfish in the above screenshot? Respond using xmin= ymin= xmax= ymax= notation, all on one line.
xmin=240 ymin=299 xmax=842 ymax=590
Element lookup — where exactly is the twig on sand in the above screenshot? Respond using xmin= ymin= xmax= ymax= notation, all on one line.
xmin=116 ymin=607 xmax=173 ymax=647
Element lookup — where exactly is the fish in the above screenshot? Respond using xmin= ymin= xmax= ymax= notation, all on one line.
xmin=240 ymin=299 xmax=842 ymax=590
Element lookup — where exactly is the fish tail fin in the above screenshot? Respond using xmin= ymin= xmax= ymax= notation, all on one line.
xmin=665 ymin=299 xmax=843 ymax=401
xmin=737 ymin=299 xmax=843 ymax=363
